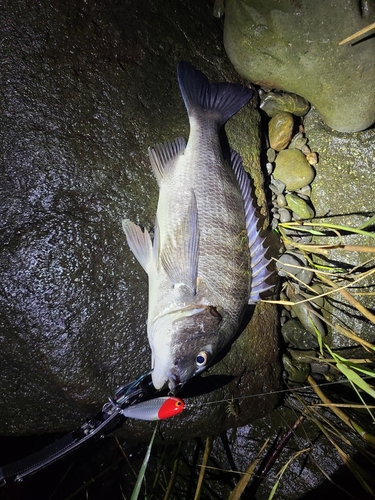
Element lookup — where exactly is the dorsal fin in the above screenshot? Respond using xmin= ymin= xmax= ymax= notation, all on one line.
xmin=230 ymin=150 xmax=273 ymax=303
xmin=148 ymin=137 xmax=186 ymax=184
xmin=177 ymin=61 xmax=253 ymax=127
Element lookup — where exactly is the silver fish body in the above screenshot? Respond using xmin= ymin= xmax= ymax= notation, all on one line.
xmin=123 ymin=62 xmax=272 ymax=392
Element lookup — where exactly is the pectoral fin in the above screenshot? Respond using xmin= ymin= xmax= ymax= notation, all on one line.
xmin=160 ymin=193 xmax=199 ymax=293
xmin=122 ymin=219 xmax=153 ymax=274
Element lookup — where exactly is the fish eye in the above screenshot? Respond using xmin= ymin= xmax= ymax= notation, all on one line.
xmin=196 ymin=351 xmax=208 ymax=367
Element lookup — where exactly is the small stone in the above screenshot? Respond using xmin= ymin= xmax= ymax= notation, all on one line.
xmin=276 ymin=252 xmax=304 ymax=277
xmin=285 ymin=193 xmax=315 ymax=219
xmin=270 ymin=176 xmax=286 ymax=194
xmin=288 ymin=349 xmax=317 ymax=362
xmin=268 ymin=112 xmax=294 ymax=151
xmin=288 ymin=132 xmax=307 ymax=151
xmin=304 ymin=284 xmax=325 ymax=309
xmin=276 ymin=193 xmax=287 ymax=207
xmin=282 ymin=319 xmax=319 ymax=349
xmin=292 ymin=234 xmax=312 ymax=244
xmin=296 ymin=185 xmax=312 ymax=197
xmin=270 ymin=184 xmax=281 ymax=195
xmin=296 ymin=193 xmax=310 ymax=201
xmin=281 ymin=308 xmax=290 ymax=318
xmin=290 ymin=293 xmax=326 ymax=339
xmin=301 ymin=144 xmax=311 ymax=155
xmin=273 ymin=149 xmax=315 ymax=190
xmin=266 ymin=162 xmax=273 ymax=175
xmin=212 ymin=0 xmax=225 ymax=18
xmin=295 ymin=268 xmax=314 ymax=286
xmin=279 ymin=207 xmax=292 ymax=222
xmin=267 ymin=148 xmax=276 ymax=162
xmin=260 ymin=91 xmax=310 ymax=117
xmin=282 ymin=354 xmax=311 ymax=383
xmin=306 ymin=152 xmax=318 ymax=165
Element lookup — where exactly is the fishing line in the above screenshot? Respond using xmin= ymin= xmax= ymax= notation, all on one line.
xmin=183 ymin=375 xmax=375 ymax=409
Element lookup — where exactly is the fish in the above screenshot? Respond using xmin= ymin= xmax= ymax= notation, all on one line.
xmin=123 ymin=61 xmax=272 ymax=392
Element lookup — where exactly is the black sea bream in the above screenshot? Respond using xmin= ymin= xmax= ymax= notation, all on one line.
xmin=123 ymin=62 xmax=272 ymax=392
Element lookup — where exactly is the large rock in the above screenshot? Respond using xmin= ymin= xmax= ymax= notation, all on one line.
xmin=0 ymin=0 xmax=281 ymax=437
xmin=305 ymin=107 xmax=375 ymax=348
xmin=223 ymin=0 xmax=375 ymax=132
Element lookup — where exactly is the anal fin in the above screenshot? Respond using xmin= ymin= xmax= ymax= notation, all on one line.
xmin=122 ymin=219 xmax=153 ymax=274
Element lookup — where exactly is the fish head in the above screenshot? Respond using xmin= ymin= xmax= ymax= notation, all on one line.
xmin=150 ymin=304 xmax=226 ymax=393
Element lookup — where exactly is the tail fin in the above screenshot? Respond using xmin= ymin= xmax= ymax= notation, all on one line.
xmin=177 ymin=61 xmax=253 ymax=126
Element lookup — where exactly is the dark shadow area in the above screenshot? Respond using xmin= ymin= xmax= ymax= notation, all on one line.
xmin=300 ymin=448 xmax=375 ymax=500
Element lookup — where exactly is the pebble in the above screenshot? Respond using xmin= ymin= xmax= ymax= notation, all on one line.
xmin=289 ymin=293 xmax=326 ymax=339
xmin=282 ymin=354 xmax=311 ymax=383
xmin=276 ymin=252 xmax=304 ymax=277
xmin=260 ymin=91 xmax=310 ymax=117
xmin=270 ymin=185 xmax=281 ymax=196
xmin=270 ymin=177 xmax=286 ymax=194
xmin=268 ymin=112 xmax=294 ymax=151
xmin=303 ymin=284 xmax=325 ymax=309
xmin=296 ymin=185 xmax=312 ymax=197
xmin=295 ymin=268 xmax=314 ymax=285
xmin=276 ymin=193 xmax=287 ymax=207
xmin=306 ymin=152 xmax=318 ymax=165
xmin=288 ymin=349 xmax=317 ymax=362
xmin=296 ymin=193 xmax=310 ymax=201
xmin=291 ymin=234 xmax=313 ymax=244
xmin=279 ymin=207 xmax=292 ymax=222
xmin=266 ymin=162 xmax=273 ymax=175
xmin=288 ymin=132 xmax=307 ymax=151
xmin=282 ymin=318 xmax=319 ymax=349
xmin=282 ymin=228 xmax=309 ymax=238
xmin=273 ymin=149 xmax=315 ymax=190
xmin=267 ymin=148 xmax=276 ymax=162
xmin=285 ymin=193 xmax=315 ymax=219
xmin=301 ymin=144 xmax=311 ymax=155
xmin=288 ymin=349 xmax=329 ymax=375
xmin=212 ymin=0 xmax=225 ymax=18
xmin=277 ymin=250 xmax=313 ymax=284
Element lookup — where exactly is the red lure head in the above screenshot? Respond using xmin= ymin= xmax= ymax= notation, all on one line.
xmin=157 ymin=397 xmax=185 ymax=419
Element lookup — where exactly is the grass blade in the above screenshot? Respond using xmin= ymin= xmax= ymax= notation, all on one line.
xmin=131 ymin=423 xmax=158 ymax=500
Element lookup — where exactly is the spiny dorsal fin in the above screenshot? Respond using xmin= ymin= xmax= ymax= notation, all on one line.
xmin=148 ymin=137 xmax=186 ymax=184
xmin=177 ymin=61 xmax=253 ymax=127
xmin=160 ymin=192 xmax=199 ymax=293
xmin=122 ymin=219 xmax=153 ymax=274
xmin=230 ymin=150 xmax=273 ymax=303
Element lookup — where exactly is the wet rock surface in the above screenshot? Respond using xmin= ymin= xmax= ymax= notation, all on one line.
xmin=0 ymin=0 xmax=281 ymax=437
xmin=224 ymin=0 xmax=375 ymax=132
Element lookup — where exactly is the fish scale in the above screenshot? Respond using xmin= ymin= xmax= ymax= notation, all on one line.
xmin=123 ymin=62 xmax=272 ymax=392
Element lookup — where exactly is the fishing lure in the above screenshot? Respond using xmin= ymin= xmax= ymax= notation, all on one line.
xmin=123 ymin=397 xmax=185 ymax=421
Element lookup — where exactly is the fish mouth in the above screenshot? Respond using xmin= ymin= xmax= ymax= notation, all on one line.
xmin=167 ymin=370 xmax=183 ymax=394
